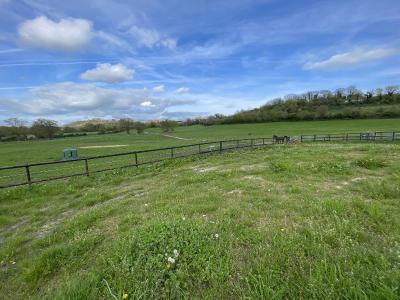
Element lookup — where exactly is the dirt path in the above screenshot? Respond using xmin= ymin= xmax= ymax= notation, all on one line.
xmin=162 ymin=134 xmax=192 ymax=141
xmin=79 ymin=145 xmax=128 ymax=149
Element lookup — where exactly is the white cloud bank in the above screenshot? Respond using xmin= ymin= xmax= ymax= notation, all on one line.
xmin=175 ymin=87 xmax=190 ymax=94
xmin=80 ymin=63 xmax=134 ymax=83
xmin=1 ymin=82 xmax=194 ymax=120
xmin=304 ymin=48 xmax=400 ymax=70
xmin=18 ymin=16 xmax=93 ymax=52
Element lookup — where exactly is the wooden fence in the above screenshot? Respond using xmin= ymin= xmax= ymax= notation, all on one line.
xmin=0 ymin=130 xmax=399 ymax=189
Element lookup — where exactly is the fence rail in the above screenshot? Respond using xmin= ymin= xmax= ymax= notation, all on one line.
xmin=1 ymin=130 xmax=399 ymax=189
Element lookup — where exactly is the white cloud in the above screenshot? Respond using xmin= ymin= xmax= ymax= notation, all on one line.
xmin=80 ymin=63 xmax=134 ymax=83
xmin=18 ymin=16 xmax=93 ymax=52
xmin=128 ymin=25 xmax=177 ymax=49
xmin=175 ymin=87 xmax=190 ymax=94
xmin=304 ymin=48 xmax=400 ymax=70
xmin=1 ymin=82 xmax=194 ymax=120
xmin=153 ymin=84 xmax=165 ymax=93
xmin=140 ymin=101 xmax=155 ymax=107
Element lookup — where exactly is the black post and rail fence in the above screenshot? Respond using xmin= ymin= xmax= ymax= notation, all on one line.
xmin=0 ymin=130 xmax=399 ymax=189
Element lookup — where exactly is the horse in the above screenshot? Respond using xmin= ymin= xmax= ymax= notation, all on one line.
xmin=273 ymin=135 xmax=290 ymax=144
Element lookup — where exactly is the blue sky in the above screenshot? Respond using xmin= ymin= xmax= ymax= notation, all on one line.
xmin=0 ymin=0 xmax=400 ymax=124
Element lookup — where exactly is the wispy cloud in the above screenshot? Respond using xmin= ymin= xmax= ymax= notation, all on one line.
xmin=304 ymin=48 xmax=400 ymax=70
xmin=0 ymin=60 xmax=118 ymax=68
xmin=153 ymin=84 xmax=165 ymax=92
xmin=128 ymin=25 xmax=177 ymax=49
xmin=175 ymin=87 xmax=190 ymax=94
xmin=0 ymin=48 xmax=24 ymax=54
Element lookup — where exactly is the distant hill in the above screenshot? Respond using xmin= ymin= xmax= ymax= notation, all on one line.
xmin=65 ymin=118 xmax=118 ymax=129
xmin=222 ymin=86 xmax=400 ymax=124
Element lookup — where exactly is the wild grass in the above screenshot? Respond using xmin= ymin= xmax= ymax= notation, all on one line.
xmin=0 ymin=142 xmax=400 ymax=299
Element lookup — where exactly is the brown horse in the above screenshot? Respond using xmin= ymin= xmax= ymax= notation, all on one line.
xmin=273 ymin=135 xmax=290 ymax=144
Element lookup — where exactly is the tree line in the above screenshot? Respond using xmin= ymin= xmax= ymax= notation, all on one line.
xmin=2 ymin=85 xmax=399 ymax=141
xmin=0 ymin=118 xmax=179 ymax=142
xmin=182 ymin=85 xmax=400 ymax=125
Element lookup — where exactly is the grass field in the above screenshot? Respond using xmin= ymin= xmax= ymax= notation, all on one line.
xmin=1 ymin=141 xmax=400 ymax=299
xmin=1 ymin=118 xmax=399 ymax=165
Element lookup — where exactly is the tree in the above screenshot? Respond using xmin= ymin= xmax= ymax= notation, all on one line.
xmin=160 ymin=120 xmax=178 ymax=132
xmin=385 ymin=85 xmax=398 ymax=96
xmin=316 ymin=105 xmax=329 ymax=119
xmin=133 ymin=122 xmax=146 ymax=134
xmin=5 ymin=117 xmax=27 ymax=128
xmin=30 ymin=119 xmax=59 ymax=139
xmin=375 ymin=88 xmax=384 ymax=101
xmin=4 ymin=117 xmax=28 ymax=137
xmin=62 ymin=126 xmax=78 ymax=133
xmin=118 ymin=118 xmax=135 ymax=134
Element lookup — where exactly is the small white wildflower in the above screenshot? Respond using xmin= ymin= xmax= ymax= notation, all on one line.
xmin=173 ymin=249 xmax=179 ymax=257
xmin=214 ymin=233 xmax=219 ymax=239
xmin=144 ymin=203 xmax=148 ymax=207
xmin=202 ymin=214 xmax=207 ymax=218
xmin=167 ymin=257 xmax=175 ymax=264
xmin=267 ymin=189 xmax=271 ymax=192
xmin=182 ymin=216 xmax=186 ymax=220
xmin=10 ymin=261 xmax=16 ymax=265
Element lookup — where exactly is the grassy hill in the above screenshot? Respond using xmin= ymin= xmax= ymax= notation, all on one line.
xmin=221 ymin=88 xmax=400 ymax=124
xmin=1 ymin=142 xmax=400 ymax=299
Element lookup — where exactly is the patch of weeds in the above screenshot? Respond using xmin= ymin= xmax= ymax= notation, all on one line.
xmin=46 ymin=273 xmax=101 ymax=300
xmin=101 ymin=218 xmax=233 ymax=299
xmin=0 ymin=215 xmax=16 ymax=227
xmin=351 ymin=199 xmax=386 ymax=224
xmin=315 ymin=161 xmax=351 ymax=175
xmin=354 ymin=180 xmax=400 ymax=200
xmin=74 ymin=191 xmax=113 ymax=208
xmin=269 ymin=161 xmax=289 ymax=173
xmin=354 ymin=158 xmax=386 ymax=169
xmin=322 ymin=199 xmax=348 ymax=215
xmin=24 ymin=233 xmax=103 ymax=285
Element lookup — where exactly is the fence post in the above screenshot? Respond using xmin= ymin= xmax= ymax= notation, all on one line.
xmin=300 ymin=135 xmax=303 ymax=143
xmin=25 ymin=164 xmax=32 ymax=185
xmin=219 ymin=141 xmax=223 ymax=152
xmin=359 ymin=133 xmax=362 ymax=140
xmin=313 ymin=135 xmax=316 ymax=142
xmin=134 ymin=152 xmax=138 ymax=167
xmin=328 ymin=134 xmax=331 ymax=142
xmin=393 ymin=131 xmax=395 ymax=141
xmin=262 ymin=138 xmax=265 ymax=145
xmin=84 ymin=159 xmax=89 ymax=176
xmin=171 ymin=147 xmax=174 ymax=158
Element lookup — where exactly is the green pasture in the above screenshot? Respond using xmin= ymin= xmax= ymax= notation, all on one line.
xmin=0 ymin=142 xmax=399 ymax=299
xmin=1 ymin=118 xmax=399 ymax=166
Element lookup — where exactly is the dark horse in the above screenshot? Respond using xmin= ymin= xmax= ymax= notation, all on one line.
xmin=273 ymin=135 xmax=290 ymax=144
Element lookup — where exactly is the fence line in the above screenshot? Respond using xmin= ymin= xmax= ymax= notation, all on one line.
xmin=0 ymin=130 xmax=399 ymax=189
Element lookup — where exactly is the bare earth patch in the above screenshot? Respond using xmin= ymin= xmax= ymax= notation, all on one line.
xmin=79 ymin=145 xmax=128 ymax=149
xmin=191 ymin=166 xmax=219 ymax=173
xmin=162 ymin=134 xmax=192 ymax=141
